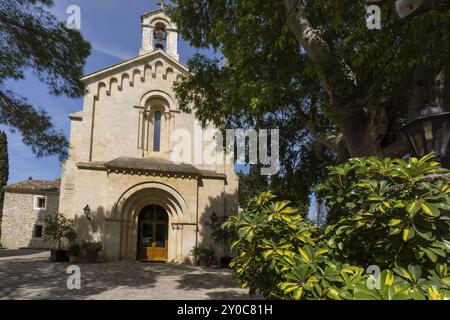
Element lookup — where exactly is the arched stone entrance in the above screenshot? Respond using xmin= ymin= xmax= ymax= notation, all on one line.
xmin=137 ymin=205 xmax=169 ymax=261
xmin=113 ymin=182 xmax=188 ymax=261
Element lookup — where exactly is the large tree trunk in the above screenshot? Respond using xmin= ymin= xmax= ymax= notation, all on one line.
xmin=337 ymin=111 xmax=378 ymax=157
xmin=284 ymin=0 xmax=413 ymax=160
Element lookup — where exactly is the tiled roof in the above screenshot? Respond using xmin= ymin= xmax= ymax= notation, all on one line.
xmin=77 ymin=157 xmax=227 ymax=179
xmin=105 ymin=157 xmax=208 ymax=175
xmin=4 ymin=179 xmax=60 ymax=193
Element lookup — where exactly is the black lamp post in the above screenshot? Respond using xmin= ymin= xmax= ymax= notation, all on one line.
xmin=402 ymin=104 xmax=450 ymax=165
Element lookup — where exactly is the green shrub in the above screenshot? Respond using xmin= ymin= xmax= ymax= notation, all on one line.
xmin=81 ymin=241 xmax=103 ymax=253
xmin=317 ymin=154 xmax=450 ymax=269
xmin=191 ymin=247 xmax=216 ymax=265
xmin=223 ymin=192 xmax=320 ymax=297
xmin=224 ymin=155 xmax=450 ymax=300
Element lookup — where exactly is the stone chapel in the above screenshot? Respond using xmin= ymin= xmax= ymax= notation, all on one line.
xmin=1 ymin=8 xmax=239 ymax=263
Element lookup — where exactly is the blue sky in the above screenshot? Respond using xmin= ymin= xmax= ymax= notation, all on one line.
xmin=2 ymin=0 xmax=213 ymax=183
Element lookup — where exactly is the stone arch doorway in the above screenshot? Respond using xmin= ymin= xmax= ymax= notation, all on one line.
xmin=137 ymin=205 xmax=169 ymax=261
xmin=114 ymin=182 xmax=189 ymax=261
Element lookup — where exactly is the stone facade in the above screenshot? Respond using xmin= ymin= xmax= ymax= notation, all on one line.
xmin=58 ymin=9 xmax=238 ymax=262
xmin=1 ymin=182 xmax=59 ymax=249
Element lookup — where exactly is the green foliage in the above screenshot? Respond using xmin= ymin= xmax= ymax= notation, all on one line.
xmin=169 ymin=1 xmax=330 ymax=208
xmin=44 ymin=214 xmax=76 ymax=250
xmin=237 ymin=165 xmax=269 ymax=208
xmin=191 ymin=246 xmax=216 ymax=265
xmin=317 ymin=154 xmax=450 ymax=269
xmin=169 ymin=0 xmax=450 ymax=204
xmin=81 ymin=241 xmax=103 ymax=253
xmin=223 ymin=191 xmax=320 ymax=297
xmin=0 ymin=131 xmax=8 ymax=223
xmin=0 ymin=0 xmax=91 ymax=160
xmin=169 ymin=0 xmax=450 ymax=134
xmin=238 ymin=161 xmax=321 ymax=210
xmin=347 ymin=266 xmax=450 ymax=300
xmin=211 ymin=216 xmax=236 ymax=246
xmin=224 ymin=156 xmax=450 ymax=300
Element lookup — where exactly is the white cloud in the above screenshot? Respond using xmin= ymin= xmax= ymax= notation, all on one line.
xmin=92 ymin=44 xmax=134 ymax=61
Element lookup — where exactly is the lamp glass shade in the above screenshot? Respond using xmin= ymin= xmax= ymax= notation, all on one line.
xmin=403 ymin=106 xmax=450 ymax=159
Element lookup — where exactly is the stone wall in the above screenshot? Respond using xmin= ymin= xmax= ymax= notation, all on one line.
xmin=0 ymin=191 xmax=59 ymax=249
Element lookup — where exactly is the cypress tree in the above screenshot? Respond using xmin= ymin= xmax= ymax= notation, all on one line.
xmin=0 ymin=131 xmax=9 ymax=221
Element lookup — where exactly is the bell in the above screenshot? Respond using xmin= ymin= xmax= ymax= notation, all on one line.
xmin=154 ymin=29 xmax=165 ymax=50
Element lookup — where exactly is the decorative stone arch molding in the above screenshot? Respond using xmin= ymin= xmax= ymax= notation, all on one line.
xmin=149 ymin=16 xmax=173 ymax=29
xmin=136 ymin=90 xmax=176 ymax=153
xmin=138 ymin=90 xmax=175 ymax=111
xmin=91 ymin=61 xmax=178 ymax=100
xmin=113 ymin=181 xmax=188 ymax=221
xmin=114 ymin=181 xmax=188 ymax=260
xmin=95 ymin=82 xmax=107 ymax=100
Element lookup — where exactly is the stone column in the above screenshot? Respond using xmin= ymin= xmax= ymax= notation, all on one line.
xmin=164 ymin=111 xmax=171 ymax=152
xmin=166 ymin=29 xmax=179 ymax=61
xmin=140 ymin=25 xmax=154 ymax=55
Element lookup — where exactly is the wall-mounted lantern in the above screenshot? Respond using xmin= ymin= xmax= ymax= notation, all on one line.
xmin=202 ymin=212 xmax=219 ymax=226
xmin=402 ymin=104 xmax=450 ymax=165
xmin=83 ymin=205 xmax=92 ymax=221
xmin=211 ymin=212 xmax=218 ymax=223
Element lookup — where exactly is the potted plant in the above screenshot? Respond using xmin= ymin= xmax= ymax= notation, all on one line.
xmin=68 ymin=244 xmax=80 ymax=264
xmin=191 ymin=247 xmax=216 ymax=267
xmin=44 ymin=214 xmax=76 ymax=262
xmin=81 ymin=241 xmax=103 ymax=263
xmin=211 ymin=215 xmax=236 ymax=268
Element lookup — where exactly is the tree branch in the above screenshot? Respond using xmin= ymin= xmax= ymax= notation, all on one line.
xmin=283 ymin=0 xmax=339 ymax=98
xmin=294 ymin=101 xmax=345 ymax=151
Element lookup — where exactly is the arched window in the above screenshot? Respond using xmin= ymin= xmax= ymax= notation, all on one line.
xmin=153 ymin=111 xmax=162 ymax=152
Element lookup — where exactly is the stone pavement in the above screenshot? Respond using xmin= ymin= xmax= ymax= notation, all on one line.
xmin=0 ymin=249 xmax=261 ymax=300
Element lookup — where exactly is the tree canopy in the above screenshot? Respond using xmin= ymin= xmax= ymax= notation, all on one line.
xmin=0 ymin=0 xmax=90 ymax=160
xmin=169 ymin=0 xmax=450 ymax=206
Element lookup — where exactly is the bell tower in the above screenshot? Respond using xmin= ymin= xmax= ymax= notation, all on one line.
xmin=139 ymin=1 xmax=179 ymax=61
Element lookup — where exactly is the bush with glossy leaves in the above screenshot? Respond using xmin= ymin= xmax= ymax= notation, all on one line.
xmin=224 ymin=155 xmax=450 ymax=300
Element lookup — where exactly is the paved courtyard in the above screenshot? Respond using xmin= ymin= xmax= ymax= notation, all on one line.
xmin=0 ymin=249 xmax=260 ymax=300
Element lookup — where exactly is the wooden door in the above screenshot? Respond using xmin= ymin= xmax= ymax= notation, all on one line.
xmin=138 ymin=205 xmax=168 ymax=261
